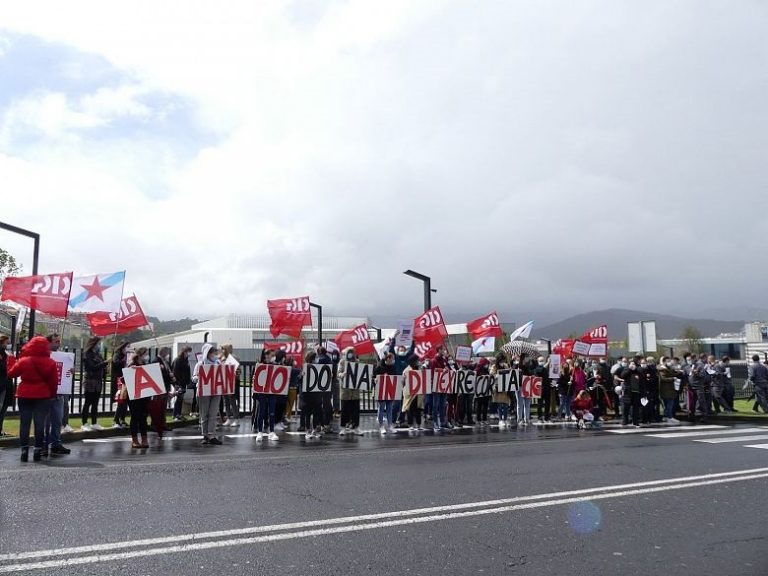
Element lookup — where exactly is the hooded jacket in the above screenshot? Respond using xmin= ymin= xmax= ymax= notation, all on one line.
xmin=338 ymin=347 xmax=360 ymax=401
xmin=192 ymin=344 xmax=220 ymax=384
xmin=8 ymin=336 xmax=58 ymax=400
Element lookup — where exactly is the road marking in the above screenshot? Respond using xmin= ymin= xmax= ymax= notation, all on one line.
xmin=646 ymin=427 xmax=767 ymax=439
xmin=744 ymin=444 xmax=768 ymax=450
xmin=162 ymin=435 xmax=205 ymax=441
xmin=605 ymin=425 xmax=726 ymax=435
xmin=1 ymin=469 xmax=766 ymax=573
xmin=694 ymin=435 xmax=768 ymax=444
xmin=1 ymin=466 xmax=766 ymax=569
xmin=82 ymin=438 xmax=131 ymax=443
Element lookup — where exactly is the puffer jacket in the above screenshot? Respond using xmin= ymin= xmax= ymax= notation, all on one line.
xmin=8 ymin=336 xmax=58 ymax=400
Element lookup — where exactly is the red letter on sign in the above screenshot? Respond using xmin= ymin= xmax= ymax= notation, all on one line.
xmin=134 ymin=367 xmax=164 ymax=399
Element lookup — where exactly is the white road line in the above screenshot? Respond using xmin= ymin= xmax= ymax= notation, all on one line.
xmin=646 ymin=427 xmax=767 ymax=439
xmin=694 ymin=435 xmax=768 ymax=444
xmin=82 ymin=438 xmax=131 ymax=443
xmin=1 ymin=466 xmax=767 ymax=565
xmin=2 ymin=471 xmax=766 ymax=574
xmin=162 ymin=435 xmax=205 ymax=441
xmin=605 ymin=425 xmax=726 ymax=435
xmin=744 ymin=444 xmax=768 ymax=450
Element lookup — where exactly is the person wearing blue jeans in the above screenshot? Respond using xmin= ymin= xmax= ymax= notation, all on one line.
xmin=255 ymin=394 xmax=278 ymax=441
xmin=374 ymin=353 xmax=397 ymax=435
xmin=19 ymin=398 xmax=52 ymax=459
xmin=430 ymin=394 xmax=447 ymax=431
xmin=44 ymin=396 xmax=71 ymax=456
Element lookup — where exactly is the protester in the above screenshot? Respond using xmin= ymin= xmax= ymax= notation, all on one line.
xmin=111 ymin=341 xmax=130 ymax=428
xmin=557 ymin=359 xmax=573 ymax=420
xmin=193 ymin=344 xmax=223 ymax=446
xmin=253 ymin=349 xmax=279 ymax=442
xmin=337 ymin=347 xmax=364 ymax=436
xmin=516 ymin=354 xmax=534 ymax=426
xmin=149 ymin=347 xmax=174 ymax=439
xmin=40 ymin=334 xmax=72 ymax=456
xmin=688 ymin=354 xmax=712 ymax=423
xmin=429 ymin=347 xmax=450 ymax=431
xmin=0 ymin=334 xmax=15 ymax=438
xmin=81 ymin=336 xmax=108 ymax=432
xmin=748 ymin=355 xmax=768 ymax=414
xmin=315 ymin=347 xmax=334 ymax=433
xmin=219 ymin=344 xmax=240 ymax=427
xmin=401 ymin=355 xmax=424 ymax=431
xmin=127 ymin=348 xmax=151 ymax=449
xmin=490 ymin=353 xmax=511 ymax=428
xmin=534 ymin=356 xmax=552 ymax=422
xmin=374 ymin=352 xmax=397 ymax=435
xmin=620 ymin=359 xmax=642 ymax=427
xmin=474 ymin=357 xmax=491 ymax=427
xmin=658 ymin=356 xmax=680 ymax=424
xmin=8 ymin=336 xmax=58 ymax=462
xmin=171 ymin=346 xmax=192 ymax=421
xmin=640 ymin=357 xmax=660 ymax=424
xmin=572 ymin=390 xmax=597 ymax=429
xmin=710 ymin=355 xmax=732 ymax=414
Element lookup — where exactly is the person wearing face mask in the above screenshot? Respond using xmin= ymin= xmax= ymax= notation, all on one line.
xmin=374 ymin=352 xmax=398 ymax=435
xmin=557 ymin=358 xmax=573 ymax=421
xmin=709 ymin=355 xmax=732 ymax=414
xmin=658 ymin=356 xmax=680 ymax=424
xmin=254 ymin=348 xmax=280 ymax=442
xmin=81 ymin=337 xmax=108 ymax=432
xmin=429 ymin=347 xmax=451 ymax=431
xmin=688 ymin=354 xmax=712 ymax=423
xmin=640 ymin=357 xmax=660 ymax=424
xmin=171 ymin=346 xmax=192 ymax=421
xmin=620 ymin=359 xmax=642 ymax=427
xmin=219 ymin=344 xmax=241 ymax=428
xmin=491 ymin=353 xmax=511 ymax=428
xmin=401 ymin=355 xmax=425 ymax=431
xmin=148 ymin=347 xmax=175 ymax=439
xmin=0 ymin=335 xmax=16 ymax=438
xmin=111 ymin=341 xmax=131 ymax=429
xmin=720 ymin=356 xmax=736 ymax=412
xmin=610 ymin=357 xmax=627 ymax=420
xmin=534 ymin=356 xmax=552 ymax=422
xmin=389 ymin=335 xmax=415 ymax=428
xmin=337 ymin=347 xmax=364 ymax=436
xmin=748 ymin=355 xmax=768 ymax=414
xmin=192 ymin=344 xmax=223 ymax=446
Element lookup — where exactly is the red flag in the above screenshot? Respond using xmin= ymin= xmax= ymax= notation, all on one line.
xmin=413 ymin=306 xmax=447 ymax=341
xmin=335 ymin=324 xmax=376 ymax=356
xmin=580 ymin=325 xmax=608 ymax=345
xmin=413 ymin=330 xmax=444 ymax=360
xmin=466 ymin=311 xmax=503 ymax=340
xmin=552 ymin=338 xmax=575 ymax=358
xmin=1 ymin=272 xmax=73 ymax=318
xmin=267 ymin=296 xmax=312 ymax=338
xmin=86 ymin=295 xmax=149 ymax=336
xmin=264 ymin=340 xmax=305 ymax=368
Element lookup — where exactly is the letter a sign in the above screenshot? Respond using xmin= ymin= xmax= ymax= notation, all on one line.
xmin=122 ymin=364 xmax=165 ymax=400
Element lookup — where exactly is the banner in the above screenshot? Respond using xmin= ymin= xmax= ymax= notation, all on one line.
xmin=375 ymin=374 xmax=403 ymax=401
xmin=335 ymin=324 xmax=376 ymax=356
xmin=342 ymin=361 xmax=375 ymax=391
xmin=466 ymin=311 xmax=503 ymax=340
xmin=1 ymin=272 xmax=73 ymax=318
xmin=122 ymin=363 xmax=165 ymax=400
xmin=454 ymin=369 xmax=476 ymax=394
xmin=431 ymin=368 xmax=454 ymax=394
xmin=252 ymin=363 xmax=291 ymax=395
xmin=475 ymin=374 xmax=494 ymax=396
xmin=455 ymin=345 xmax=472 ymax=365
xmin=580 ymin=325 xmax=608 ymax=357
xmin=86 ymin=295 xmax=149 ymax=336
xmin=51 ymin=351 xmax=75 ymax=395
xmin=549 ymin=354 xmax=562 ymax=379
xmin=302 ymin=363 xmax=333 ymax=393
xmin=197 ymin=364 xmax=237 ymax=397
xmin=405 ymin=369 xmax=431 ymax=396
xmin=413 ymin=337 xmax=441 ymax=360
xmin=267 ymin=296 xmax=312 ymax=338
xmin=495 ymin=369 xmax=520 ymax=393
xmin=553 ymin=339 xmax=574 ymax=358
xmin=69 ymin=271 xmax=126 ymax=314
xmin=572 ymin=340 xmax=591 ymax=356
xmin=395 ymin=322 xmax=413 ymax=348
xmin=521 ymin=375 xmax=543 ymax=399
xmin=264 ymin=340 xmax=305 ymax=367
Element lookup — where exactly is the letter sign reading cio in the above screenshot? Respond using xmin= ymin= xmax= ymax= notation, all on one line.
xmin=252 ymin=364 xmax=290 ymax=395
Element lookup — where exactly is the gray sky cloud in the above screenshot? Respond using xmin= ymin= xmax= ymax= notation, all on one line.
xmin=1 ymin=1 xmax=766 ymax=324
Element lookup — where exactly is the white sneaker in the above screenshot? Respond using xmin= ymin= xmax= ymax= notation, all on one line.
xmin=380 ymin=426 xmax=387 ymax=436
xmin=339 ymin=428 xmax=347 ymax=436
xmin=409 ymin=426 xmax=417 ymax=432
xmin=353 ymin=427 xmax=364 ymax=436
xmin=387 ymin=426 xmax=395 ymax=434
xmin=255 ymin=432 xmax=264 ymax=442
xmin=499 ymin=420 xmax=506 ymax=429
xmin=223 ymin=419 xmax=232 ymax=427
xmin=62 ymin=425 xmax=74 ymax=433
xmin=81 ymin=424 xmax=92 ymax=432
xmin=111 ymin=423 xmax=122 ymax=429
xmin=268 ymin=432 xmax=279 ymax=441
xmin=305 ymin=432 xmax=313 ymax=440
xmin=275 ymin=423 xmax=285 ymax=432
xmin=229 ymin=419 xmax=240 ymax=428
xmin=91 ymin=424 xmax=104 ymax=431
xmin=669 ymin=417 xmax=680 ymax=424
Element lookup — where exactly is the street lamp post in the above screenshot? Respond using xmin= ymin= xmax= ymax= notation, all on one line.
xmin=0 ymin=222 xmax=40 ymax=338
xmin=309 ymin=301 xmax=322 ymax=345
xmin=403 ymin=270 xmax=437 ymax=313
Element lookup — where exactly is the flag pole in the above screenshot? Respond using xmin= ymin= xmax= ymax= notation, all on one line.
xmin=109 ymin=271 xmax=128 ymax=358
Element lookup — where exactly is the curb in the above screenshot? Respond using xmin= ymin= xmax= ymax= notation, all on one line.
xmin=0 ymin=419 xmax=199 ymax=449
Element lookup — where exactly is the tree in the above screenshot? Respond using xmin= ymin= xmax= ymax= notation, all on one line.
xmin=680 ymin=325 xmax=704 ymax=354
xmin=0 ymin=247 xmax=22 ymax=290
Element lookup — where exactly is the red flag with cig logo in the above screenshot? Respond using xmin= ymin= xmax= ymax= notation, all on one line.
xmin=335 ymin=324 xmax=376 ymax=356
xmin=1 ymin=272 xmax=73 ymax=318
xmin=412 ymin=306 xmax=447 ymax=360
xmin=264 ymin=340 xmax=305 ymax=368
xmin=552 ymin=339 xmax=575 ymax=358
xmin=466 ymin=311 xmax=503 ymax=340
xmin=580 ymin=325 xmax=608 ymax=344
xmin=267 ymin=296 xmax=312 ymax=338
xmin=86 ymin=295 xmax=149 ymax=336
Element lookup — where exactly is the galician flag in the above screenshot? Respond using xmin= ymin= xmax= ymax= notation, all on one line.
xmin=471 ymin=336 xmax=496 ymax=355
xmin=68 ymin=271 xmax=126 ymax=314
xmin=508 ymin=320 xmax=534 ymax=342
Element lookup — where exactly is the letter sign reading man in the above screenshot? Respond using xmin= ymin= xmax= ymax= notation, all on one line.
xmin=122 ymin=364 xmax=165 ymax=400
xmin=198 ymin=365 xmax=236 ymax=397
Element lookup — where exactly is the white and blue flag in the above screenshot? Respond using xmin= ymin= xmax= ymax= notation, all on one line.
xmin=68 ymin=271 xmax=126 ymax=314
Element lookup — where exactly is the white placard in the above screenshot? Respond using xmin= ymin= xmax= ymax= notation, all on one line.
xmin=549 ymin=354 xmax=561 ymax=379
xmin=455 ymin=345 xmax=472 ymax=364
xmin=122 ymin=363 xmax=165 ymax=400
xmin=572 ymin=340 xmax=591 ymax=356
xmin=396 ymin=322 xmax=413 ymax=348
xmin=51 ymin=351 xmax=75 ymax=395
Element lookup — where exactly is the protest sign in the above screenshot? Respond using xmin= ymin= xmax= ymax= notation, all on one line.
xmin=123 ymin=363 xmax=165 ymax=400
xmin=475 ymin=375 xmax=494 ymax=396
xmin=549 ymin=354 xmax=562 ymax=379
xmin=375 ymin=375 xmax=403 ymax=401
xmin=454 ymin=370 xmax=476 ymax=394
xmin=495 ymin=369 xmax=520 ymax=393
xmin=405 ymin=369 xmax=431 ymax=396
xmin=396 ymin=322 xmax=414 ymax=348
xmin=302 ymin=363 xmax=333 ymax=393
xmin=455 ymin=346 xmax=472 ymax=365
xmin=572 ymin=340 xmax=591 ymax=356
xmin=431 ymin=369 xmax=454 ymax=394
xmin=521 ymin=375 xmax=543 ymax=399
xmin=343 ymin=362 xmax=375 ymax=391
xmin=197 ymin=364 xmax=237 ymax=397
xmin=252 ymin=364 xmax=291 ymax=395
xmin=51 ymin=351 xmax=75 ymax=395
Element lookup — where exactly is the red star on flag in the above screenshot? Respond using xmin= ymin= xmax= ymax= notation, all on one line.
xmin=81 ymin=277 xmax=107 ymax=302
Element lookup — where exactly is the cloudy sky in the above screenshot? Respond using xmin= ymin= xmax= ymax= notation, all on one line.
xmin=1 ymin=1 xmax=766 ymax=324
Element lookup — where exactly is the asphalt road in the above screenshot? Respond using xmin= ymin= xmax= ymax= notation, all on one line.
xmin=1 ymin=419 xmax=767 ymax=576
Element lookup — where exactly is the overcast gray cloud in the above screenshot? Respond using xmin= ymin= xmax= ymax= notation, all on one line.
xmin=1 ymin=1 xmax=766 ymax=324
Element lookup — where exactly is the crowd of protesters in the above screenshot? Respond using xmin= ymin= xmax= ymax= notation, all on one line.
xmin=2 ymin=329 xmax=768 ymax=462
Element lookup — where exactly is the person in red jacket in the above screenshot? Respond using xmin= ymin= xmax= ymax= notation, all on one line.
xmin=572 ymin=390 xmax=596 ymax=429
xmin=8 ymin=336 xmax=58 ymax=462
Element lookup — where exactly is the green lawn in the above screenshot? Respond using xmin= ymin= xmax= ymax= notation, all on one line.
xmin=1 ymin=415 xmax=185 ymax=437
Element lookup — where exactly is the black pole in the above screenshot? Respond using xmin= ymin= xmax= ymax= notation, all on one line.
xmin=0 ymin=222 xmax=40 ymax=338
xmin=310 ymin=302 xmax=322 ymax=345
xmin=424 ymin=277 xmax=431 ymax=312
xmin=9 ymin=314 xmax=16 ymax=350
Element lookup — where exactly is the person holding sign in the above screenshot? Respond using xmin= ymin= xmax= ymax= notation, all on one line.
xmin=474 ymin=357 xmax=491 ymax=427
xmin=192 ymin=344 xmax=223 ymax=445
xmin=374 ymin=353 xmax=397 ymax=435
xmin=402 ymin=355 xmax=424 ymax=431
xmin=128 ymin=348 xmax=151 ymax=449
xmin=337 ymin=347 xmax=364 ymax=436
xmin=81 ymin=337 xmax=108 ymax=432
xmin=0 ymin=335 xmax=16 ymax=438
